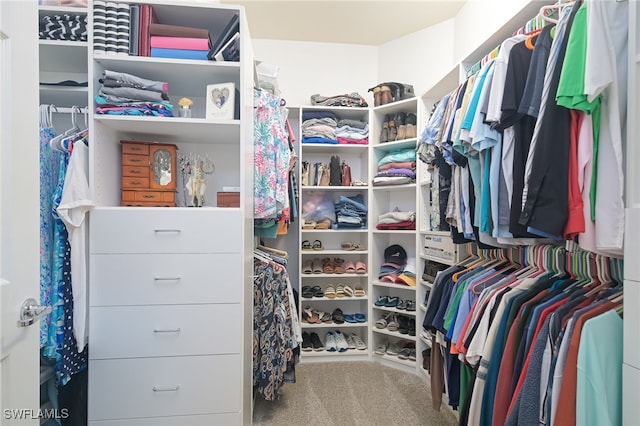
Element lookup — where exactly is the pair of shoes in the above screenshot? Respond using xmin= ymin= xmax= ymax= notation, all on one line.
xmin=302 ymin=332 xmax=313 ymax=351
xmin=344 ymin=313 xmax=366 ymax=323
xmin=346 ymin=333 xmax=367 ymax=350
xmin=309 ymin=332 xmax=324 ymax=351
xmin=326 ymin=330 xmax=348 ymax=352
xmin=344 ymin=261 xmax=367 ymax=274
xmin=396 ymin=299 xmax=416 ymax=311
xmin=354 ymin=285 xmax=366 ymax=297
xmin=398 ymin=342 xmax=416 ymax=360
xmin=341 ymin=241 xmax=366 ymax=251
xmin=301 ymin=239 xmax=323 ymax=251
xmin=301 ymin=285 xmax=323 ymax=298
xmin=332 ymin=308 xmax=345 ymax=324
xmin=321 ymin=257 xmax=346 ymax=274
xmin=374 ymin=340 xmax=388 ymax=355
xmin=422 ymin=348 xmax=431 ymax=372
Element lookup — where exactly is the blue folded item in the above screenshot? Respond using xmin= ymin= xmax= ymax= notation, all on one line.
xmin=301 ymin=136 xmax=338 ymax=144
xmin=150 ymin=48 xmax=209 ymax=60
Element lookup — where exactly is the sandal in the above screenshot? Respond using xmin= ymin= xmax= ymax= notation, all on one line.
xmin=343 ymin=285 xmax=354 ymax=297
xmin=322 ymin=257 xmax=334 ymax=274
xmin=302 ymin=259 xmax=313 ymax=274
xmin=318 ymin=311 xmax=333 ymax=323
xmin=312 ymin=240 xmax=324 ymax=251
xmin=344 ymin=313 xmax=357 ymax=323
xmin=332 ymin=308 xmax=345 ymax=324
xmin=352 ymin=243 xmax=366 ymax=251
xmin=312 ymin=285 xmax=324 ymax=297
xmin=341 ymin=241 xmax=356 ymax=251
xmin=302 ymin=219 xmax=316 ymax=230
xmin=335 ymin=284 xmax=346 ymax=298
xmin=387 ymin=315 xmax=400 ymax=332
xmin=312 ymin=258 xmax=323 ymax=274
xmin=301 ymin=286 xmax=314 ymax=298
xmin=315 ymin=219 xmax=331 ymax=229
xmin=302 ymin=307 xmax=320 ymax=324
xmin=324 ymin=285 xmax=336 ymax=299
xmin=355 ymin=261 xmax=367 ymax=274
xmin=354 ymin=285 xmax=366 ymax=297
xmin=375 ymin=312 xmax=392 ymax=329
xmin=374 ymin=341 xmax=388 ymax=355
xmin=301 ymin=240 xmax=312 ymax=251
xmin=333 ymin=258 xmax=346 ymax=274
xmin=355 ymin=313 xmax=366 ymax=323
xmin=344 ymin=261 xmax=356 ymax=274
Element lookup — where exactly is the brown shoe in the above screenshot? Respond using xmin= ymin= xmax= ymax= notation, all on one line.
xmin=387 ymin=114 xmax=397 ymax=141
xmin=380 ymin=120 xmax=389 ymax=143
xmin=372 ymin=86 xmax=381 ymax=107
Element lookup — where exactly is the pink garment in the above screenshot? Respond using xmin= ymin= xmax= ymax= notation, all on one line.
xmin=378 ymin=161 xmax=416 ymax=171
xmin=150 ymin=36 xmax=210 ymax=50
xmin=337 ymin=137 xmax=368 ymax=145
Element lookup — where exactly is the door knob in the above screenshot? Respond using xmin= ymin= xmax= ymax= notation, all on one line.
xmin=17 ymin=298 xmax=52 ymax=327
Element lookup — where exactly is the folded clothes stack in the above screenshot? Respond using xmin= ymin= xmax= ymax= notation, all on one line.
xmin=336 ymin=118 xmax=369 ymax=145
xmin=310 ymin=92 xmax=368 ymax=108
xmin=373 ymin=148 xmax=416 ymax=186
xmin=95 ymin=69 xmax=173 ymax=117
xmin=376 ymin=208 xmax=416 ymax=230
xmin=334 ymin=195 xmax=368 ymax=229
xmin=301 ymin=111 xmax=338 ymax=144
xmin=39 ymin=12 xmax=88 ymax=41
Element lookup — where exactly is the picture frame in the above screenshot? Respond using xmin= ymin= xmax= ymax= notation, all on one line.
xmin=206 ymin=82 xmax=235 ymax=120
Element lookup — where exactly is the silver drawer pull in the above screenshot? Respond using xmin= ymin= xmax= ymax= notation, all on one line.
xmin=153 ymin=328 xmax=181 ymax=333
xmin=154 ymin=229 xmax=181 ymax=233
xmin=153 ymin=277 xmax=181 ymax=283
xmin=152 ymin=386 xmax=180 ymax=392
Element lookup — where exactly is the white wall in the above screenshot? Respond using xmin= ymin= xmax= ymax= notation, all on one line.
xmin=251 ymin=39 xmax=378 ymax=107
xmin=377 ymin=18 xmax=456 ymax=99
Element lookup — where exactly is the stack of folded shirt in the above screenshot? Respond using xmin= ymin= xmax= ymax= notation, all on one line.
xmin=95 ymin=70 xmax=173 ymax=117
xmin=372 ymin=148 xmax=416 ymax=186
xmin=301 ymin=111 xmax=338 ymax=144
xmin=376 ymin=208 xmax=416 ymax=230
xmin=334 ymin=195 xmax=367 ymax=229
xmin=379 ymin=244 xmax=407 ymax=282
xmin=336 ymin=119 xmax=369 ymax=145
xmin=39 ymin=12 xmax=88 ymax=41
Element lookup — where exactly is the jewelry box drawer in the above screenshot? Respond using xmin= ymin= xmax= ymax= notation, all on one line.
xmin=90 ymin=253 xmax=241 ymax=306
xmin=122 ymin=177 xmax=150 ymax=188
xmin=122 ymin=165 xmax=149 ymax=178
xmin=88 ymin=355 xmax=241 ymax=421
xmin=90 ymin=304 xmax=241 ymax=359
xmin=122 ymin=153 xmax=149 ymax=166
xmin=121 ymin=190 xmax=174 ymax=203
xmin=90 ymin=208 xmax=242 ymax=253
xmin=122 ymin=143 xmax=150 ymax=155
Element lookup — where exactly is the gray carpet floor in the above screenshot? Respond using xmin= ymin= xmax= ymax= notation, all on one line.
xmin=253 ymin=361 xmax=459 ymax=426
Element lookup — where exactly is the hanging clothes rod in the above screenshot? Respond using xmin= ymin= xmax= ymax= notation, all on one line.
xmin=49 ymin=106 xmax=89 ymax=114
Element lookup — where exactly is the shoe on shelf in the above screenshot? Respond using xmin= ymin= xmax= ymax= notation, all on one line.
xmin=344 ymin=314 xmax=357 ymax=324
xmin=386 ymin=343 xmax=401 ymax=356
xmin=334 ymin=330 xmax=349 ymax=352
xmin=310 ymin=332 xmax=324 ymax=351
xmin=354 ymin=285 xmax=366 ymax=297
xmin=332 ymin=308 xmax=345 ymax=324
xmin=408 ymin=318 xmax=416 ymax=336
xmin=345 ymin=333 xmax=356 ymax=350
xmin=405 ymin=300 xmax=416 ymax=312
xmin=380 ymin=118 xmax=389 ymax=143
xmin=396 ymin=299 xmax=408 ymax=310
xmin=350 ymin=333 xmax=367 ymax=350
xmin=375 ymin=295 xmax=389 ymax=307
xmin=374 ymin=340 xmax=388 ymax=355
xmin=388 ymin=114 xmax=397 ymax=141
xmin=398 ymin=316 xmax=409 ymax=334
xmin=302 ymin=332 xmax=313 ymax=351
xmin=325 ymin=332 xmax=337 ymax=352
xmin=354 ymin=313 xmax=366 ymax=323
xmin=385 ymin=296 xmax=400 ymax=308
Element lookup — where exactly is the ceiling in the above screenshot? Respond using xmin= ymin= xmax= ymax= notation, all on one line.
xmin=220 ymin=0 xmax=467 ymax=46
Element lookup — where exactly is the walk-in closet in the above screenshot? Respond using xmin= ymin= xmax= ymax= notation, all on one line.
xmin=0 ymin=0 xmax=638 ymax=425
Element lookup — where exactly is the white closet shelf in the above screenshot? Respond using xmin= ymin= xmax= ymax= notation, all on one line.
xmin=301 ymin=322 xmax=369 ymax=329
xmin=94 ymin=115 xmax=241 ymax=144
xmin=301 ymin=229 xmax=368 ymax=233
xmin=372 ymin=280 xmax=416 ymax=290
xmin=40 ymin=40 xmax=88 ymax=47
xmin=40 ymin=85 xmax=88 ymax=107
xmin=38 ymin=5 xmax=87 ymax=13
xmin=372 ymin=328 xmax=417 ymax=340
xmin=300 ymin=249 xmax=369 ymax=255
xmin=419 ymin=254 xmax=455 ymax=266
xmin=372 ymin=98 xmax=417 ymax=113
xmin=420 ymin=230 xmax=450 ymax=236
xmin=373 ymin=353 xmax=416 ymax=369
xmin=371 ymin=229 xmax=417 ymax=235
xmin=372 ymin=138 xmax=417 ymax=152
xmin=419 ymin=333 xmax=432 ymax=348
xmin=301 ymin=350 xmax=369 ymax=359
xmin=301 ymin=185 xmax=368 ymax=191
xmin=372 ymin=183 xmax=417 ymax=191
xmin=419 ymin=279 xmax=434 ymax=289
xmin=419 ymin=304 xmax=427 ymax=313
xmin=372 ymin=305 xmax=417 ymax=317
xmin=301 ymin=273 xmax=368 ymax=279
xmin=301 ymin=296 xmax=369 ymax=302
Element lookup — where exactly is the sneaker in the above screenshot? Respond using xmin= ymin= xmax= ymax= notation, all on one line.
xmin=345 ymin=333 xmax=356 ymax=350
xmin=325 ymin=332 xmax=337 ymax=352
xmin=301 ymin=332 xmax=313 ymax=352
xmin=374 ymin=340 xmax=388 ymax=355
xmin=309 ymin=332 xmax=324 ymax=351
xmin=334 ymin=330 xmax=349 ymax=352
xmin=350 ymin=333 xmax=367 ymax=350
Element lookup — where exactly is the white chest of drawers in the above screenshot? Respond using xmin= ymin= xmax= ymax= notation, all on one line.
xmin=88 ymin=208 xmax=244 ymax=425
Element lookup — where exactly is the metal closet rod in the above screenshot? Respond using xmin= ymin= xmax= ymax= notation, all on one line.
xmin=50 ymin=106 xmax=89 ymax=114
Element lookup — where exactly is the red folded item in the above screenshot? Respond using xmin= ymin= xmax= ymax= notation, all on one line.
xmin=150 ymin=36 xmax=210 ymax=51
xmin=376 ymin=221 xmax=416 ymax=230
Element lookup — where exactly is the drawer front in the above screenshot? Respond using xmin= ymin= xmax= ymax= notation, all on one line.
xmin=88 ymin=355 xmax=241 ymax=421
xmin=122 ymin=153 xmax=149 ymax=167
xmin=90 ymin=304 xmax=241 ymax=359
xmin=422 ymin=233 xmax=456 ymax=262
xmin=90 ymin=253 xmax=241 ymax=305
xmin=122 ymin=165 xmax=149 ymax=178
xmin=90 ymin=208 xmax=243 ymax=253
xmin=122 ymin=177 xmax=150 ymax=188
xmin=90 ymin=413 xmax=240 ymax=426
xmin=122 ymin=143 xmax=150 ymax=155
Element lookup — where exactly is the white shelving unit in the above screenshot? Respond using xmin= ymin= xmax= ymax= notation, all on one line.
xmin=297 ymin=105 xmax=371 ymax=361
xmin=86 ymin=2 xmax=254 ymax=424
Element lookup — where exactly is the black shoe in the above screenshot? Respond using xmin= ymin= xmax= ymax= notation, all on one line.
xmin=302 ymin=332 xmax=313 ymax=351
xmin=309 ymin=332 xmax=324 ymax=351
xmin=405 ymin=113 xmax=417 ymax=125
xmin=398 ymin=316 xmax=409 ymax=334
xmin=408 ymin=318 xmax=416 ymax=336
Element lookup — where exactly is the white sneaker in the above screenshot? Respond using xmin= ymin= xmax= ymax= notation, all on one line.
xmin=350 ymin=333 xmax=367 ymax=350
xmin=325 ymin=332 xmax=337 ymax=352
xmin=345 ymin=333 xmax=356 ymax=350
xmin=334 ymin=330 xmax=349 ymax=352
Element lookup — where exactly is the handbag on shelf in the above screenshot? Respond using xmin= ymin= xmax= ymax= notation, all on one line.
xmin=319 ymin=163 xmax=331 ymax=186
xmin=330 ymin=155 xmax=342 ymax=186
xmin=341 ymin=161 xmax=352 ymax=187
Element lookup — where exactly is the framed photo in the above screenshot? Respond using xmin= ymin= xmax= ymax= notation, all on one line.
xmin=206 ymin=82 xmax=235 ymax=120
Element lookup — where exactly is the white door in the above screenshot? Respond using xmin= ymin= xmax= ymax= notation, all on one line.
xmin=0 ymin=1 xmax=43 ymax=425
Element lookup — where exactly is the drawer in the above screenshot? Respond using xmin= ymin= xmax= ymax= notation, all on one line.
xmin=90 ymin=413 xmax=240 ymax=426
xmin=90 ymin=253 xmax=242 ymax=305
xmin=122 ymin=177 xmax=150 ymax=188
xmin=88 ymin=355 xmax=241 ymax=421
xmin=122 ymin=165 xmax=149 ymax=178
xmin=122 ymin=142 xmax=150 ymax=155
xmin=90 ymin=304 xmax=241 ymax=359
xmin=90 ymin=208 xmax=243 ymax=253
xmin=122 ymin=153 xmax=149 ymax=167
